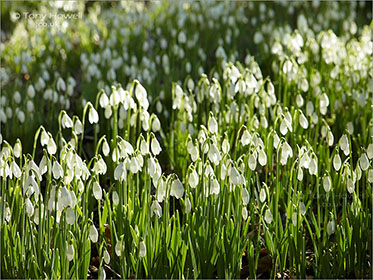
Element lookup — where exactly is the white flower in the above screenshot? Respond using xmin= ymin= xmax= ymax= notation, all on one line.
xmin=140 ymin=139 xmax=149 ymax=155
xmin=264 ymin=209 xmax=273 ymax=224
xmin=208 ymin=143 xmax=221 ymax=165
xmin=299 ymin=112 xmax=308 ymax=129
xmin=57 ymin=78 xmax=66 ymax=92
xmin=114 ymin=162 xmax=126 ymax=182
xmin=74 ymin=119 xmax=83 ymax=135
xmin=210 ymin=178 xmax=220 ymax=195
xmin=110 ymin=89 xmax=121 ymax=107
xmin=135 ymin=83 xmax=149 ymax=110
xmin=66 ymin=207 xmax=75 ymax=225
xmin=115 ymin=240 xmax=122 ymax=257
xmin=170 ymin=178 xmax=184 ymax=199
xmin=242 ymin=207 xmax=248 ymax=220
xmin=27 ymin=85 xmax=35 ymax=98
xmin=139 ymin=241 xmax=146 ymax=258
xmin=323 ymin=175 xmax=331 ymax=192
xmin=326 ymin=220 xmax=335 ymax=235
xmin=93 ymin=181 xmax=102 ymax=200
xmin=152 ymin=117 xmax=161 ymax=132
xmin=61 ymin=186 xmax=72 ymax=208
xmin=151 ymin=200 xmax=162 ymax=218
xmin=230 ymin=166 xmax=241 ymax=185
xmin=88 ymin=106 xmax=99 ymax=124
xmin=309 ymin=157 xmax=317 ymax=175
xmin=25 ymin=198 xmax=34 ymax=216
xmin=104 ymin=249 xmax=110 ymax=264
xmin=99 ymin=92 xmax=109 ymax=108
xmin=52 ymin=161 xmax=63 ymax=180
xmin=259 ymin=188 xmax=266 ymax=203
xmin=367 ymin=144 xmax=373 ymax=159
xmin=359 ymin=153 xmax=369 ymax=171
xmin=241 ymin=130 xmax=251 ymax=146
xmin=66 ymin=243 xmax=75 ymax=262
xmin=151 ymin=137 xmax=162 ymax=156
xmin=188 ymin=169 xmax=199 ymax=188
xmin=248 ymin=153 xmax=257 ymax=171
xmin=102 ymin=140 xmax=110 ymax=156
xmin=333 ymin=154 xmax=342 ymax=171
xmin=208 ymin=115 xmax=218 ymax=134
xmin=89 ymin=225 xmax=98 ymax=243
xmin=222 ymin=139 xmax=230 ymax=154
xmin=241 ymin=188 xmax=249 ymax=205
xmin=112 ymin=191 xmax=119 ymax=206
xmin=347 ymin=178 xmax=354 ymax=193
xmin=47 ymin=137 xmax=57 ymax=155
xmin=299 ymin=202 xmax=306 ymax=216
xmin=11 ymin=161 xmax=21 ymax=178
xmin=339 ymin=134 xmax=349 ymax=156
xmin=62 ymin=113 xmax=73 ymax=129
xmin=280 ymin=119 xmax=288 ymax=135
xmin=258 ymin=149 xmax=267 ymax=166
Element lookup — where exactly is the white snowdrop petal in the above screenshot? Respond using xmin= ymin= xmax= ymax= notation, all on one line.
xmin=93 ymin=182 xmax=102 ymax=200
xmin=89 ymin=225 xmax=99 ymax=243
xmin=139 ymin=241 xmax=146 ymax=258
xmin=264 ymin=209 xmax=273 ymax=224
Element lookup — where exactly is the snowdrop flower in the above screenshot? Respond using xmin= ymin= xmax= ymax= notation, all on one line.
xmin=93 ymin=181 xmax=102 ymax=200
xmin=296 ymin=94 xmax=304 ymax=107
xmin=152 ymin=117 xmax=161 ymax=132
xmin=299 ymin=111 xmax=309 ymax=129
xmin=27 ymin=85 xmax=35 ymax=98
xmin=222 ymin=138 xmax=230 ymax=154
xmin=88 ymin=104 xmax=99 ymax=124
xmin=151 ymin=200 xmax=162 ymax=218
xmin=11 ymin=161 xmax=21 ymax=178
xmin=112 ymin=191 xmax=119 ymax=206
xmin=66 ymin=243 xmax=74 ymax=262
xmin=339 ymin=134 xmax=349 ymax=156
xmin=115 ymin=239 xmax=123 ymax=257
xmin=258 ymin=148 xmax=267 ymax=166
xmin=359 ymin=153 xmax=369 ymax=171
xmin=210 ymin=177 xmax=220 ymax=195
xmin=241 ymin=188 xmax=249 ymax=205
xmin=248 ymin=153 xmax=257 ymax=171
xmin=230 ymin=166 xmax=241 ymax=185
xmin=104 ymin=249 xmax=110 ymax=264
xmin=139 ymin=241 xmax=146 ymax=258
xmin=110 ymin=88 xmax=121 ymax=107
xmin=52 ymin=161 xmax=63 ymax=180
xmin=185 ymin=197 xmax=192 ymax=214
xmin=89 ymin=224 xmax=99 ymax=243
xmin=241 ymin=130 xmax=251 ymax=146
xmin=309 ymin=156 xmax=318 ymax=175
xmin=140 ymin=139 xmax=149 ymax=155
xmin=260 ymin=187 xmax=266 ymax=203
xmin=327 ymin=220 xmax=335 ymax=235
xmin=333 ymin=153 xmax=342 ymax=171
xmin=188 ymin=169 xmax=199 ymax=188
xmin=57 ymin=77 xmax=66 ymax=92
xmin=61 ymin=113 xmax=73 ymax=129
xmin=208 ymin=114 xmax=218 ymax=134
xmin=60 ymin=186 xmax=72 ymax=208
xmin=47 ymin=137 xmax=57 ymax=155
xmin=264 ymin=209 xmax=273 ymax=224
xmin=99 ymin=92 xmax=109 ymax=108
xmin=135 ymin=82 xmax=149 ymax=110
xmin=347 ymin=178 xmax=354 ymax=194
xmin=208 ymin=143 xmax=221 ymax=165
xmin=323 ymin=175 xmax=331 ymax=192
xmin=151 ymin=137 xmax=162 ymax=156
xmin=25 ymin=198 xmax=34 ymax=216
xmin=74 ymin=119 xmax=83 ymax=135
xmin=66 ymin=207 xmax=75 ymax=225
xmin=170 ymin=178 xmax=184 ymax=199
xmin=367 ymin=144 xmax=373 ymax=159
xmin=102 ymin=140 xmax=110 ymax=156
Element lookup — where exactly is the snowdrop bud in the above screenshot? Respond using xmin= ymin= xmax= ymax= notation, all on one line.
xmin=14 ymin=141 xmax=21 ymax=158
xmin=139 ymin=241 xmax=146 ymax=258
xmin=89 ymin=224 xmax=98 ymax=243
xmin=62 ymin=113 xmax=73 ymax=129
xmin=88 ymin=106 xmax=99 ymax=124
xmin=104 ymin=249 xmax=110 ymax=264
xmin=151 ymin=200 xmax=162 ymax=218
xmin=66 ymin=207 xmax=75 ymax=225
xmin=333 ymin=154 xmax=342 ymax=171
xmin=323 ymin=175 xmax=331 ymax=192
xmin=61 ymin=186 xmax=72 ymax=208
xmin=208 ymin=115 xmax=218 ymax=134
xmin=296 ymin=94 xmax=304 ymax=107
xmin=99 ymin=266 xmax=106 ymax=280
xmin=93 ymin=181 xmax=102 ymax=200
xmin=17 ymin=110 xmax=25 ymax=123
xmin=25 ymin=198 xmax=34 ymax=216
xmin=280 ymin=119 xmax=288 ymax=135
xmin=170 ymin=178 xmax=184 ymax=199
xmin=359 ymin=153 xmax=369 ymax=171
xmin=66 ymin=243 xmax=74 ymax=261
xmin=52 ymin=161 xmax=63 ymax=179
xmin=299 ymin=112 xmax=308 ymax=129
xmin=140 ymin=139 xmax=149 ymax=155
xmin=230 ymin=166 xmax=241 ymax=185
xmin=188 ymin=169 xmax=199 ymax=188
xmin=241 ymin=188 xmax=249 ymax=205
xmin=208 ymin=143 xmax=221 ymax=165
xmin=241 ymin=130 xmax=251 ymax=146
xmin=14 ymin=91 xmax=21 ymax=104
xmin=260 ymin=188 xmax=266 ymax=203
xmin=135 ymin=83 xmax=149 ymax=111
xmin=297 ymin=167 xmax=304 ymax=181
xmin=47 ymin=137 xmax=57 ymax=155
xmin=347 ymin=178 xmax=354 ymax=193
xmin=152 ymin=117 xmax=161 ymax=132
xmin=110 ymin=89 xmax=121 ymax=107
xmin=74 ymin=119 xmax=83 ymax=135
xmin=309 ymin=157 xmax=317 ymax=175
xmin=210 ymin=178 xmax=220 ymax=195
xmin=306 ymin=101 xmax=314 ymax=116
xmin=112 ymin=191 xmax=119 ymax=206
xmin=27 ymin=85 xmax=35 ymax=98
xmin=327 ymin=220 xmax=335 ymax=235
xmin=222 ymin=139 xmax=230 ymax=154
xmin=57 ymin=78 xmax=66 ymax=92
xmin=367 ymin=144 xmax=373 ymax=159
xmin=242 ymin=207 xmax=248 ymax=220
xmin=264 ymin=209 xmax=273 ymax=224
xmin=339 ymin=134 xmax=349 ymax=156
xmin=115 ymin=240 xmax=122 ymax=257
xmin=151 ymin=137 xmax=162 ymax=156
xmin=99 ymin=93 xmax=109 ymax=108
xmin=248 ymin=153 xmax=257 ymax=171
xmin=258 ymin=149 xmax=267 ymax=166
xmin=102 ymin=140 xmax=110 ymax=156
